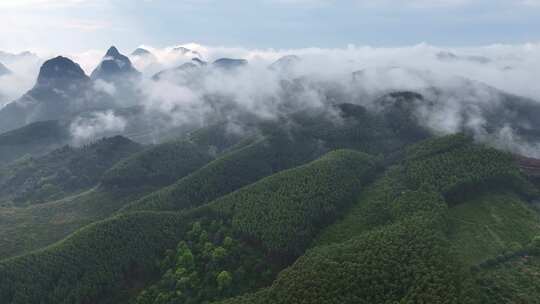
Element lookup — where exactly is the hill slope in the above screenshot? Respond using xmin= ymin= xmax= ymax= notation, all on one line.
xmin=0 ymin=136 xmax=142 ymax=206
xmin=218 ymin=134 xmax=540 ymax=304
xmin=0 ymin=120 xmax=71 ymax=166
xmin=0 ymin=149 xmax=378 ymax=304
xmin=0 ymin=123 xmax=247 ymax=259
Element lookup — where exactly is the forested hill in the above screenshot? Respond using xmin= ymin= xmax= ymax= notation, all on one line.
xmin=0 ymin=136 xmax=142 ymax=207
xmin=1 ymin=96 xmax=540 ymax=303
xmin=0 ymin=120 xmax=71 ymax=166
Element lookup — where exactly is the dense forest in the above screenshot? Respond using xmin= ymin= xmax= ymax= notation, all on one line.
xmin=0 ymin=136 xmax=142 ymax=206
xmin=1 ymin=96 xmax=540 ymax=304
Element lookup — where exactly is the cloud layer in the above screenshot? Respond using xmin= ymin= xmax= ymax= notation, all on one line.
xmin=2 ymin=42 xmax=540 ymax=156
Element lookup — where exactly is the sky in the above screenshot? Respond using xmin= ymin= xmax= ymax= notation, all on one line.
xmin=1 ymin=0 xmax=540 ymax=53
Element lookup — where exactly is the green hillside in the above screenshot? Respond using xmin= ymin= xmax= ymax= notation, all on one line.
xmin=0 ymin=124 xmax=247 ymax=259
xmin=0 ymin=211 xmax=188 ymax=304
xmin=474 ymin=255 xmax=540 ymax=303
xmin=1 ymin=110 xmax=540 ymax=304
xmin=218 ymin=217 xmax=470 ymax=304
xmin=130 ymin=149 xmax=378 ymax=304
xmin=210 ymin=149 xmax=377 ymax=255
xmin=123 ymin=134 xmax=324 ymax=212
xmin=0 ymin=120 xmax=71 ymax=166
xmin=0 ymin=136 xmax=142 ymax=206
xmin=448 ymin=192 xmax=540 ymax=265
xmin=100 ymin=123 xmax=246 ymax=190
xmin=0 ymin=149 xmax=378 ymax=304
xmin=0 ymin=186 xmax=149 ymax=259
xmin=217 ymin=134 xmax=540 ymax=304
xmin=124 ymin=101 xmax=424 ymax=213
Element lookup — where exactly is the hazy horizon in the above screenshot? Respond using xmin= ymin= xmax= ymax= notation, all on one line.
xmin=1 ymin=0 xmax=540 ymax=53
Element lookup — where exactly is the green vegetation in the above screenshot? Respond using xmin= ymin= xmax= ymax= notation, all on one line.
xmin=0 ymin=120 xmax=70 ymax=166
xmin=129 ymin=149 xmax=377 ymax=304
xmin=211 ymin=149 xmax=378 ymax=255
xmin=314 ymin=166 xmax=409 ymax=246
xmin=133 ymin=220 xmax=278 ymax=304
xmin=276 ymin=101 xmax=430 ymax=156
xmin=447 ymin=192 xmax=540 ymax=265
xmin=0 ymin=123 xmax=256 ymax=259
xmin=404 ymin=140 xmax=533 ymax=202
xmin=219 ymin=217 xmax=470 ymax=304
xmin=474 ymin=256 xmax=540 ymax=303
xmin=405 ymin=133 xmax=473 ymax=161
xmin=0 ymin=186 xmax=150 ymax=259
xmin=101 ymin=123 xmax=245 ymax=190
xmin=2 ymin=109 xmax=540 ymax=304
xmin=124 ymin=100 xmax=426 ymax=214
xmin=124 ymin=135 xmax=325 ymax=212
xmin=218 ymin=141 xmax=472 ymax=303
xmin=228 ymin=133 xmax=538 ymax=304
xmin=0 ymin=211 xmax=189 ymax=304
xmin=0 ymin=136 xmax=142 ymax=206
xmin=100 ymin=140 xmax=214 ymax=189
xmin=0 ymin=149 xmax=377 ymax=303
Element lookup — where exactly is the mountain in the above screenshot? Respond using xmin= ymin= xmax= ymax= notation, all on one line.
xmin=351 ymin=66 xmax=540 ymax=148
xmin=36 ymin=56 xmax=90 ymax=89
xmin=151 ymin=58 xmax=206 ymax=81
xmin=1 ymin=101 xmax=540 ymax=303
xmin=3 ymin=130 xmax=539 ymax=303
xmin=91 ymin=46 xmax=141 ymax=81
xmin=0 ymin=62 xmax=11 ymax=76
xmin=0 ymin=136 xmax=142 ymax=207
xmin=0 ymin=56 xmax=99 ymax=133
xmin=0 ymin=120 xmax=71 ymax=166
xmin=213 ymin=58 xmax=248 ymax=70
xmin=0 ymin=123 xmax=246 ymax=259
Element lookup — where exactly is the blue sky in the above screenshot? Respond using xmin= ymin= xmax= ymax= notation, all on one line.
xmin=1 ymin=0 xmax=540 ymax=52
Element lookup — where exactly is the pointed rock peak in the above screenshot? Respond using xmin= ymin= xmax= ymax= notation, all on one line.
xmin=105 ymin=46 xmax=121 ymax=58
xmin=91 ymin=47 xmax=140 ymax=80
xmin=36 ymin=56 xmax=89 ymax=87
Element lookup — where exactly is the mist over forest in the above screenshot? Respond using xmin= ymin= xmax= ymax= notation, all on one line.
xmin=2 ymin=1 xmax=540 ymax=303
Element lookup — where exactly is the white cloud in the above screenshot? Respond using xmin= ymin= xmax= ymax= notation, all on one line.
xmin=70 ymin=110 xmax=127 ymax=144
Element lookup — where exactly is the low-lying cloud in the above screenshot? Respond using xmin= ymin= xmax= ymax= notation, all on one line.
xmin=3 ymin=42 xmax=540 ymax=156
xmin=69 ymin=110 xmax=127 ymax=145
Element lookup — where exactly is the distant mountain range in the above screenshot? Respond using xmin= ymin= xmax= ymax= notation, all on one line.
xmin=1 ymin=46 xmax=540 ymax=164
